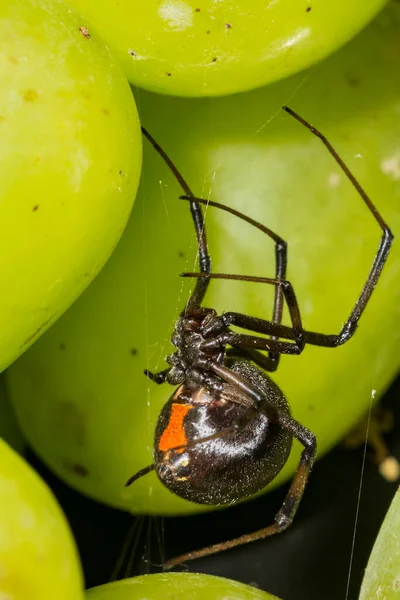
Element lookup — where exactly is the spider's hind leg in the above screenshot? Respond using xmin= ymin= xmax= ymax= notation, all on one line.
xmin=163 ymin=360 xmax=316 ymax=568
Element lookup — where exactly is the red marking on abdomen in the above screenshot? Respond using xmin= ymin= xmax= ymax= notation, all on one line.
xmin=159 ymin=403 xmax=192 ymax=453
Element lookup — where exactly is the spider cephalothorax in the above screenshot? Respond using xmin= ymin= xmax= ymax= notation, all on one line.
xmin=164 ymin=308 xmax=225 ymax=387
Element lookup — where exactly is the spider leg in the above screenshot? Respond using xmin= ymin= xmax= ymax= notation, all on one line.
xmin=141 ymin=127 xmax=211 ymax=310
xmin=164 ymin=363 xmax=316 ymax=568
xmin=281 ymin=106 xmax=393 ymax=348
xmin=125 ymin=464 xmax=155 ymax=488
xmin=225 ymin=347 xmax=279 ymax=372
xmin=165 ymin=423 xmax=315 ymax=568
xmin=301 ymin=224 xmax=392 ymax=347
xmin=182 ymin=272 xmax=304 ymax=356
xmin=180 ymin=194 xmax=288 ymax=368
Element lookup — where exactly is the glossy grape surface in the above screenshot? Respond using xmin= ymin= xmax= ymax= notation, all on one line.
xmin=359 ymin=484 xmax=400 ymax=599
xmin=86 ymin=574 xmax=280 ymax=600
xmin=0 ymin=438 xmax=84 ymax=599
xmin=0 ymin=0 xmax=142 ymax=371
xmin=65 ymin=0 xmax=388 ymax=96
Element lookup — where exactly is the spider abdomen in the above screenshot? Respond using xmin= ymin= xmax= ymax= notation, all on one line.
xmin=154 ymin=360 xmax=292 ymax=505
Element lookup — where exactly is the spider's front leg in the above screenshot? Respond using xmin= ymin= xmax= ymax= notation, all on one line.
xmin=185 ymin=272 xmax=305 ymax=357
xmin=166 ymin=419 xmax=316 ymax=569
xmin=165 ymin=413 xmax=316 ymax=568
xmin=179 ymin=194 xmax=289 ymax=370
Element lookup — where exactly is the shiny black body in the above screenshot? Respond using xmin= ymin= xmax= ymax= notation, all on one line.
xmin=155 ymin=360 xmax=292 ymax=505
xmin=125 ymin=107 xmax=393 ymax=567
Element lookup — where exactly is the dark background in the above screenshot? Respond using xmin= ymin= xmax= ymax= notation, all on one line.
xmin=28 ymin=372 xmax=400 ymax=600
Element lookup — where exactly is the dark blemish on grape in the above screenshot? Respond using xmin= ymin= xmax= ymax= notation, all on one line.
xmin=166 ymin=72 xmax=172 ymax=76
xmin=211 ymin=57 xmax=218 ymax=63
xmin=59 ymin=402 xmax=86 ymax=445
xmin=178 ymin=251 xmax=185 ymax=258
xmin=306 ymin=6 xmax=312 ymax=12
xmin=119 ymin=170 xmax=123 ymax=176
xmin=225 ymin=22 xmax=232 ymax=29
xmin=346 ymin=75 xmax=360 ymax=88
xmin=59 ymin=343 xmax=66 ymax=350
xmin=195 ymin=7 xmax=201 ymax=12
xmin=84 ymin=272 xmax=91 ymax=278
xmin=206 ymin=30 xmax=211 ymax=34
xmin=102 ymin=108 xmax=110 ymax=116
xmin=130 ymin=348 xmax=138 ymax=356
xmin=128 ymin=49 xmax=137 ymax=57
xmin=32 ymin=205 xmax=39 ymax=212
xmin=79 ymin=26 xmax=91 ymax=39
xmin=73 ymin=463 xmax=89 ymax=477
xmin=23 ymin=89 xmax=39 ymax=102
xmin=308 ymin=404 xmax=315 ymax=411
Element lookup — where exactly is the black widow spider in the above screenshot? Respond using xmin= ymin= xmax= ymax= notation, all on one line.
xmin=126 ymin=106 xmax=393 ymax=569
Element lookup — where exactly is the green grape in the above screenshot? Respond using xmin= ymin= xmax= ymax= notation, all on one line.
xmin=0 ymin=438 xmax=84 ymax=599
xmin=6 ymin=3 xmax=400 ymax=514
xmin=0 ymin=0 xmax=141 ymax=371
xmin=0 ymin=374 xmax=25 ymax=454
xmin=64 ymin=0 xmax=388 ymax=96
xmin=86 ymin=574 xmax=280 ymax=600
xmin=359 ymin=486 xmax=400 ymax=598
